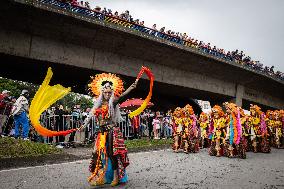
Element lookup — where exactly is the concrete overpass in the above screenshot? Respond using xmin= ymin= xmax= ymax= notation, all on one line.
xmin=0 ymin=0 xmax=283 ymax=111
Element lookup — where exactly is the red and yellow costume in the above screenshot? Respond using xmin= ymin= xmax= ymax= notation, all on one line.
xmin=182 ymin=105 xmax=199 ymax=153
xmin=267 ymin=110 xmax=283 ymax=148
xmin=247 ymin=105 xmax=270 ymax=153
xmin=208 ymin=105 xmax=227 ymax=157
xmin=199 ymin=112 xmax=210 ymax=148
xmin=172 ymin=107 xmax=184 ymax=152
xmin=223 ymin=102 xmax=246 ymax=159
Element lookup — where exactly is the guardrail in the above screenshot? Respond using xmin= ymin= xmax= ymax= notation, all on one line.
xmin=39 ymin=114 xmax=134 ymax=143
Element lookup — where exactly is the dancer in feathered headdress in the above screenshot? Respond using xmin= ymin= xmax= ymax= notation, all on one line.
xmin=248 ymin=104 xmax=270 ymax=153
xmin=29 ymin=67 xmax=154 ymax=187
xmin=199 ymin=112 xmax=210 ymax=148
xmin=172 ymin=107 xmax=184 ymax=152
xmin=208 ymin=105 xmax=227 ymax=157
xmin=223 ymin=102 xmax=246 ymax=159
xmin=182 ymin=104 xmax=199 ymax=153
xmin=270 ymin=110 xmax=284 ymax=148
xmin=80 ymin=67 xmax=154 ymax=186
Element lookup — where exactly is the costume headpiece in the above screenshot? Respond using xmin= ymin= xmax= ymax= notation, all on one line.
xmin=211 ymin=105 xmax=224 ymax=117
xmin=183 ymin=104 xmax=194 ymax=115
xmin=274 ymin=110 xmax=280 ymax=119
xmin=250 ymin=104 xmax=262 ymax=115
xmin=88 ymin=73 xmax=124 ymax=97
xmin=223 ymin=102 xmax=238 ymax=115
xmin=173 ymin=107 xmax=183 ymax=117
xmin=199 ymin=112 xmax=209 ymax=120
xmin=279 ymin=110 xmax=284 ymax=118
xmin=266 ymin=110 xmax=274 ymax=118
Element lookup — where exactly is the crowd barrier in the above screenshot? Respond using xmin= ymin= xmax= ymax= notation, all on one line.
xmin=39 ymin=113 xmax=134 ymax=143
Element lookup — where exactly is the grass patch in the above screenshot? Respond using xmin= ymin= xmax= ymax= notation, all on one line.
xmin=0 ymin=137 xmax=62 ymax=158
xmin=125 ymin=138 xmax=172 ymax=150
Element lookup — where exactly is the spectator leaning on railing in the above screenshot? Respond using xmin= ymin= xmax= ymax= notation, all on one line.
xmin=44 ymin=0 xmax=284 ymax=81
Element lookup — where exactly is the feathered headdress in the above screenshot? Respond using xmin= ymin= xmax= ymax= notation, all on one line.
xmin=183 ymin=104 xmax=194 ymax=115
xmin=173 ymin=107 xmax=183 ymax=117
xmin=211 ymin=105 xmax=224 ymax=117
xmin=88 ymin=73 xmax=124 ymax=97
xmin=250 ymin=104 xmax=262 ymax=116
xmin=199 ymin=112 xmax=209 ymax=121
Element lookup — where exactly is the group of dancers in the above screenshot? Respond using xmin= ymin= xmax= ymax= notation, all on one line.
xmin=29 ymin=67 xmax=283 ymax=187
xmin=172 ymin=103 xmax=284 ymax=159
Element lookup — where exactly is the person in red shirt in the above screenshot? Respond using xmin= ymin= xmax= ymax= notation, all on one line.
xmin=0 ymin=90 xmax=11 ymax=136
xmin=131 ymin=115 xmax=140 ymax=139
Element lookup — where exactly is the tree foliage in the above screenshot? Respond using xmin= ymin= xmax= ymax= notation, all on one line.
xmin=0 ymin=77 xmax=93 ymax=110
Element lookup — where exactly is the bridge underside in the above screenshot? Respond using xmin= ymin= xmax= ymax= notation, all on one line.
xmin=1 ymin=0 xmax=283 ymax=111
xmin=1 ymin=53 xmax=246 ymax=113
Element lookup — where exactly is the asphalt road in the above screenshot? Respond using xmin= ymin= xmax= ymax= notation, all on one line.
xmin=0 ymin=149 xmax=284 ymax=189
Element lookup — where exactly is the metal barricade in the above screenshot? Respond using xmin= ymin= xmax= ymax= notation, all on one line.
xmin=38 ymin=113 xmax=134 ymax=144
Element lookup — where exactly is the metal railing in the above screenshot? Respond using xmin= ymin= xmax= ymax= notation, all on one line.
xmin=38 ymin=113 xmax=134 ymax=143
xmin=31 ymin=0 xmax=284 ymax=81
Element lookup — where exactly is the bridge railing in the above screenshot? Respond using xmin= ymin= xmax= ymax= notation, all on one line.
xmin=33 ymin=0 xmax=283 ymax=81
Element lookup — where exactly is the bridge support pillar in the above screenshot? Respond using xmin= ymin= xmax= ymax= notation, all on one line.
xmin=231 ymin=84 xmax=244 ymax=107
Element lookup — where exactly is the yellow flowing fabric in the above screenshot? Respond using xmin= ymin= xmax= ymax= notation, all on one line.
xmin=29 ymin=67 xmax=76 ymax=137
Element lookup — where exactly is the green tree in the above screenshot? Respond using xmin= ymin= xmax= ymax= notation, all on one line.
xmin=0 ymin=77 xmax=93 ymax=111
xmin=0 ymin=77 xmax=38 ymax=98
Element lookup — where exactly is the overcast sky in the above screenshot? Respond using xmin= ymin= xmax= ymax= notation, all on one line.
xmin=89 ymin=0 xmax=284 ymax=72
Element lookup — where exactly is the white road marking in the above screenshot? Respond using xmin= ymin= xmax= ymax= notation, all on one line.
xmin=0 ymin=159 xmax=90 ymax=173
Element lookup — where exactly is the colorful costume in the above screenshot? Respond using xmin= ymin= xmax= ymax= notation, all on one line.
xmin=223 ymin=102 xmax=246 ymax=159
xmin=268 ymin=110 xmax=284 ymax=148
xmin=182 ymin=105 xmax=199 ymax=153
xmin=199 ymin=112 xmax=210 ymax=148
xmin=247 ymin=105 xmax=270 ymax=153
xmin=208 ymin=105 xmax=227 ymax=157
xmin=240 ymin=110 xmax=251 ymax=152
xmin=266 ymin=110 xmax=275 ymax=147
xmin=83 ymin=68 xmax=154 ymax=186
xmin=172 ymin=107 xmax=183 ymax=152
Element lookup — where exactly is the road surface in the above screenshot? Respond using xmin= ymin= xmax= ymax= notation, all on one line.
xmin=0 ymin=149 xmax=284 ymax=189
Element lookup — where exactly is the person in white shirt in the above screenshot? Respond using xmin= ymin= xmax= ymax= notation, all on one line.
xmin=11 ymin=90 xmax=30 ymax=140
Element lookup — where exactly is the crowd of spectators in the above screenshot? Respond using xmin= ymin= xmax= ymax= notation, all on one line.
xmin=50 ymin=0 xmax=284 ymax=80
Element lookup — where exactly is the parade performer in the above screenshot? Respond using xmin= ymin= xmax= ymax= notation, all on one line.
xmin=240 ymin=109 xmax=251 ymax=152
xmin=247 ymin=104 xmax=270 ymax=153
xmin=273 ymin=110 xmax=283 ymax=148
xmin=199 ymin=112 xmax=210 ymax=148
xmin=80 ymin=67 xmax=154 ymax=186
xmin=266 ymin=110 xmax=275 ymax=147
xmin=208 ymin=105 xmax=227 ymax=157
xmin=182 ymin=104 xmax=199 ymax=153
xmin=29 ymin=67 xmax=154 ymax=187
xmin=172 ymin=107 xmax=184 ymax=152
xmin=223 ymin=102 xmax=246 ymax=159
xmin=280 ymin=110 xmax=284 ymax=148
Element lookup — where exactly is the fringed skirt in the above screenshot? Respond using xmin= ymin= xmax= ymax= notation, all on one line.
xmin=89 ymin=127 xmax=129 ymax=185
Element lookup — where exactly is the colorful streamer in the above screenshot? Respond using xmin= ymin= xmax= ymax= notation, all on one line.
xmin=29 ymin=67 xmax=77 ymax=137
xmin=128 ymin=66 xmax=154 ymax=118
